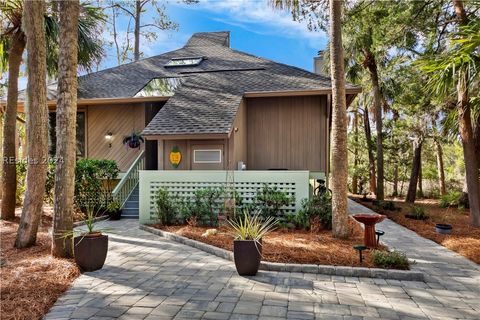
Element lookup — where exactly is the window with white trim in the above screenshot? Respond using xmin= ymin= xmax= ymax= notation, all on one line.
xmin=193 ymin=149 xmax=222 ymax=163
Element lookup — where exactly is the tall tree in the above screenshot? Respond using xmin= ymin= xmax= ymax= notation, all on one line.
xmin=406 ymin=138 xmax=423 ymax=203
xmin=432 ymin=120 xmax=447 ymax=196
xmin=452 ymin=0 xmax=480 ymax=226
xmin=1 ymin=1 xmax=104 ymax=221
xmin=418 ymin=0 xmax=480 ymax=225
xmin=15 ymin=0 xmax=48 ymax=248
xmin=0 ymin=0 xmax=25 ymax=220
xmin=363 ymin=106 xmax=376 ymax=194
xmin=329 ymin=0 xmax=349 ymax=238
xmin=51 ymin=0 xmax=79 ymax=258
xmin=110 ymin=0 xmax=178 ymax=62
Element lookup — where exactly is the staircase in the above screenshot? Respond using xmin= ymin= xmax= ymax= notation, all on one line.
xmin=112 ymin=151 xmax=144 ymax=220
xmin=122 ymin=185 xmax=139 ymax=219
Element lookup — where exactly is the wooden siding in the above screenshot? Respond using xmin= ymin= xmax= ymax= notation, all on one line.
xmin=229 ymin=99 xmax=247 ymax=170
xmin=86 ymin=104 xmax=145 ymax=172
xmin=246 ymin=96 xmax=327 ymax=171
xmin=162 ymin=139 xmax=226 ymax=170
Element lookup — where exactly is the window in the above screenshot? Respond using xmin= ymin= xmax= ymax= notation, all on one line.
xmin=49 ymin=112 xmax=86 ymax=158
xmin=165 ymin=57 xmax=203 ymax=67
xmin=193 ymin=149 xmax=222 ymax=163
xmin=134 ymin=77 xmax=183 ymax=97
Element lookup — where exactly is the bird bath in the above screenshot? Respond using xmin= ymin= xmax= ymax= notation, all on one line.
xmin=352 ymin=214 xmax=386 ymax=248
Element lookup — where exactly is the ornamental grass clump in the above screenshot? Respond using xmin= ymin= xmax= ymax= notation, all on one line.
xmin=372 ymin=250 xmax=410 ymax=270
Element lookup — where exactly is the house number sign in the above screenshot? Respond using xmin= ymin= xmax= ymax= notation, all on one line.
xmin=169 ymin=146 xmax=182 ymax=168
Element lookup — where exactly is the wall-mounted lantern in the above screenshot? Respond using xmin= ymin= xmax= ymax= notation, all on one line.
xmin=105 ymin=132 xmax=113 ymax=148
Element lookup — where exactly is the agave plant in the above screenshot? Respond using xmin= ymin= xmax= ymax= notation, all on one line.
xmin=228 ymin=210 xmax=278 ymax=242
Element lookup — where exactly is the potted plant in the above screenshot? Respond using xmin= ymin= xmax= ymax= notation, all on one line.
xmin=122 ymin=131 xmax=144 ymax=149
xmin=107 ymin=199 xmax=122 ymax=220
xmin=228 ymin=211 xmax=277 ymax=276
xmin=60 ymin=207 xmax=109 ymax=272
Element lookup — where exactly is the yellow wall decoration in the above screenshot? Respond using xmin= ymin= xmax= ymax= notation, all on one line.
xmin=169 ymin=146 xmax=182 ymax=168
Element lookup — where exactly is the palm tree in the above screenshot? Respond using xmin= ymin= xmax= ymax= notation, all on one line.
xmin=0 ymin=0 xmax=25 ymax=220
xmin=15 ymin=0 xmax=48 ymax=248
xmin=270 ymin=0 xmax=350 ymax=237
xmin=51 ymin=0 xmax=79 ymax=258
xmin=329 ymin=0 xmax=349 ymax=238
xmin=0 ymin=1 xmax=104 ymax=221
xmin=417 ymin=1 xmax=480 ymax=225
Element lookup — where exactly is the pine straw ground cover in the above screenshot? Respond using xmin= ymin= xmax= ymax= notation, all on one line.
xmin=153 ymin=218 xmax=386 ymax=268
xmin=0 ymin=207 xmax=80 ymax=320
xmin=350 ymin=195 xmax=480 ymax=264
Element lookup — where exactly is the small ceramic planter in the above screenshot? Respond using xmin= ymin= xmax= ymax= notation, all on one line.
xmin=233 ymin=240 xmax=262 ymax=276
xmin=435 ymin=223 xmax=452 ymax=235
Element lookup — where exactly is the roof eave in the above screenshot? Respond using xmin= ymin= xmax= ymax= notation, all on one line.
xmin=243 ymin=87 xmax=361 ymax=98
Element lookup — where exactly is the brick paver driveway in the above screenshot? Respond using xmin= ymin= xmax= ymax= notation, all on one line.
xmin=45 ymin=203 xmax=480 ymax=320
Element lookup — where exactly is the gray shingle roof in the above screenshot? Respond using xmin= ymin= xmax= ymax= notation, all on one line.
xmin=6 ymin=31 xmax=360 ymax=135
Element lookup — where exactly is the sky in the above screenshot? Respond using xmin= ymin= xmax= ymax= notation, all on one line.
xmin=14 ymin=0 xmax=328 ymax=90
xmin=100 ymin=0 xmax=327 ymax=71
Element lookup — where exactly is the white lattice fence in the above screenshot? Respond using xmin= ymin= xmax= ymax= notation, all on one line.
xmin=139 ymin=170 xmax=310 ymax=224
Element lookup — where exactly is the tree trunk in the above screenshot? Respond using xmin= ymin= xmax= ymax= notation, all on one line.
xmin=352 ymin=110 xmax=359 ymax=194
xmin=453 ymin=0 xmax=480 ymax=226
xmin=417 ymin=155 xmax=423 ymax=198
xmin=1 ymin=32 xmax=26 ymax=220
xmin=363 ymin=47 xmax=384 ymax=200
xmin=134 ymin=0 xmax=141 ymax=61
xmin=329 ymin=0 xmax=349 ymax=239
xmin=363 ymin=107 xmax=376 ymax=195
xmin=434 ymin=138 xmax=446 ymax=196
xmin=392 ymin=163 xmax=399 ymax=197
xmin=406 ymin=139 xmax=423 ymax=203
xmin=52 ymin=0 xmax=79 ymax=258
xmin=15 ymin=0 xmax=48 ymax=248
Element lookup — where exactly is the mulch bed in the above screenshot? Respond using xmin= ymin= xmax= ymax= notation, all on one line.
xmin=152 ymin=218 xmax=385 ymax=268
xmin=0 ymin=207 xmax=80 ymax=320
xmin=351 ymin=195 xmax=480 ymax=264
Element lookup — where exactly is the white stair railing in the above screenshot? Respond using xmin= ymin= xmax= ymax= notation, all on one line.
xmin=112 ymin=150 xmax=145 ymax=208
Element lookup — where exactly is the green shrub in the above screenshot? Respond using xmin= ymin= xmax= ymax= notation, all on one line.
xmin=296 ymin=193 xmax=332 ymax=230
xmin=74 ymin=159 xmax=119 ymax=209
xmin=15 ymin=161 xmax=55 ymax=205
xmin=154 ymin=187 xmax=177 ymax=225
xmin=372 ymin=250 xmax=410 ymax=270
xmin=410 ymin=205 xmax=429 ymax=220
xmin=180 ymin=187 xmax=224 ymax=227
xmin=254 ymin=184 xmax=295 ymax=219
xmin=16 ymin=162 xmax=27 ymax=205
xmin=439 ymin=191 xmax=462 ymax=208
xmin=373 ymin=200 xmax=396 ymax=211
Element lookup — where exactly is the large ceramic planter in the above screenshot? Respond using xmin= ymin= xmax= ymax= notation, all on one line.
xmin=233 ymin=240 xmax=262 ymax=276
xmin=74 ymin=233 xmax=108 ymax=272
xmin=108 ymin=209 xmax=122 ymax=220
xmin=435 ymin=223 xmax=452 ymax=235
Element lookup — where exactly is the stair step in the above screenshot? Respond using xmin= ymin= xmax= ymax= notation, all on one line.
xmin=124 ymin=201 xmax=139 ymax=209
xmin=122 ymin=215 xmax=139 ymax=219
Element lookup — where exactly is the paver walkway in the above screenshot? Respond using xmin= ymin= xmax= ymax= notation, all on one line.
xmin=45 ymin=201 xmax=480 ymax=320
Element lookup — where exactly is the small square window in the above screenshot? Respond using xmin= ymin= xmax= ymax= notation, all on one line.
xmin=165 ymin=57 xmax=203 ymax=67
xmin=193 ymin=149 xmax=222 ymax=163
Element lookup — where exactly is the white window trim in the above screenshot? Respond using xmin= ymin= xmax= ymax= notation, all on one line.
xmin=193 ymin=149 xmax=222 ymax=164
